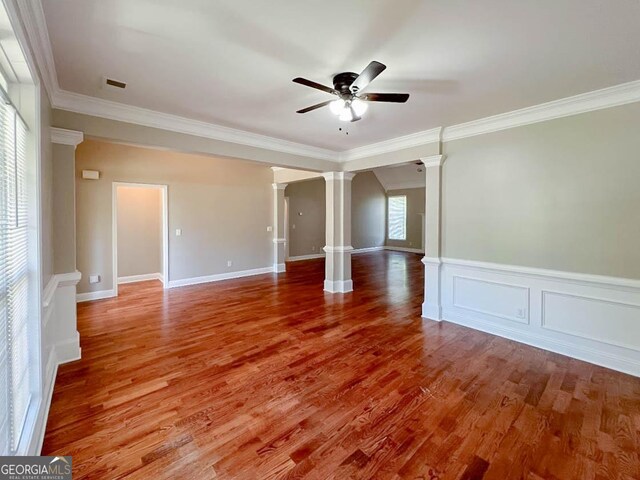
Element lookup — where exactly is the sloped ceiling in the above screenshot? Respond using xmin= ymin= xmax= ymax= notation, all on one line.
xmin=373 ymin=163 xmax=425 ymax=191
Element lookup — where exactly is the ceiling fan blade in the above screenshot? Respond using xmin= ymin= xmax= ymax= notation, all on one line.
xmin=350 ymin=61 xmax=386 ymax=92
xmin=349 ymin=105 xmax=361 ymax=122
xmin=292 ymin=77 xmax=337 ymax=95
xmin=363 ymin=93 xmax=410 ymax=103
xmin=296 ymin=100 xmax=333 ymax=114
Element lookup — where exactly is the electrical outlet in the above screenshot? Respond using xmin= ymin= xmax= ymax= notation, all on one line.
xmin=311 ymin=246 xmax=316 ymax=251
xmin=175 ymin=228 xmax=182 ymax=236
xmin=227 ymin=260 xmax=232 ymax=267
xmin=89 ymin=275 xmax=100 ymax=284
xmin=292 ymin=224 xmax=296 ymax=230
xmin=516 ymin=308 xmax=526 ymax=319
xmin=266 ymin=226 xmax=272 ymax=232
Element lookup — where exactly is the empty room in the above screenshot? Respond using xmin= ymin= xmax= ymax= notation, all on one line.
xmin=0 ymin=1 xmax=639 ymax=479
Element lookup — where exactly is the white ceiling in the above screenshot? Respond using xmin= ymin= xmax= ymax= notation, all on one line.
xmin=42 ymin=0 xmax=640 ymax=151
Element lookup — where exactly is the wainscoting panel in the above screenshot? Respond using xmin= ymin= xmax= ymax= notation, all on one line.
xmin=452 ymin=275 xmax=530 ymax=324
xmin=542 ymin=291 xmax=640 ymax=352
xmin=438 ymin=258 xmax=640 ymax=377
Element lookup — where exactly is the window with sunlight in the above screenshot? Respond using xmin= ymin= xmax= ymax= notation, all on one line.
xmin=0 ymin=87 xmax=31 ymax=455
xmin=388 ymin=195 xmax=407 ymax=241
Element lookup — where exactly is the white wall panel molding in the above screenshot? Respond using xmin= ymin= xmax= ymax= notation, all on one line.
xmin=33 ymin=271 xmax=82 ymax=454
xmin=436 ymin=258 xmax=640 ymax=377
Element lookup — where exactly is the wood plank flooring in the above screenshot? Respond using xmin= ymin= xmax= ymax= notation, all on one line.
xmin=43 ymin=251 xmax=640 ymax=479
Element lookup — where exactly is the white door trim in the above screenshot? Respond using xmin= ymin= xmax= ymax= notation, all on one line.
xmin=112 ymin=182 xmax=169 ymax=296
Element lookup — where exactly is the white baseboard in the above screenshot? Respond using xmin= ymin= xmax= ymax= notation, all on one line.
xmin=385 ymin=246 xmax=424 ymax=254
xmin=352 ymin=246 xmax=385 ymax=254
xmin=287 ymin=253 xmax=325 ymax=262
xmin=324 ymin=279 xmax=353 ymax=293
xmin=426 ymin=257 xmax=640 ymax=377
xmin=55 ymin=334 xmax=82 ymax=364
xmin=76 ymin=289 xmax=116 ymax=302
xmin=168 ymin=266 xmax=274 ymax=288
xmin=117 ymin=272 xmax=162 ymax=284
xmin=273 ymin=263 xmax=286 ymax=273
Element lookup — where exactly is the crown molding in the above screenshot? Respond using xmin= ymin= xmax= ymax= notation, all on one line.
xmin=52 ymin=89 xmax=338 ymax=161
xmin=442 ymin=80 xmax=640 ymax=142
xmin=421 ymin=155 xmax=445 ymax=168
xmin=322 ymin=172 xmax=356 ymax=181
xmin=14 ymin=0 xmax=59 ymax=99
xmin=18 ymin=0 xmax=640 ymax=167
xmin=50 ymin=127 xmax=83 ymax=147
xmin=338 ymin=127 xmax=441 ymax=162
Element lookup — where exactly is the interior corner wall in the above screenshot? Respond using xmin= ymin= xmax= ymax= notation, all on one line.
xmin=352 ymin=171 xmax=386 ymax=249
xmin=285 ymin=178 xmax=326 ymax=258
xmin=442 ymin=101 xmax=640 ymax=280
xmin=116 ymin=187 xmax=162 ymax=278
xmin=284 ymin=172 xmax=387 ymax=258
xmin=74 ymin=139 xmax=273 ymax=294
xmin=385 ymin=187 xmax=425 ymax=251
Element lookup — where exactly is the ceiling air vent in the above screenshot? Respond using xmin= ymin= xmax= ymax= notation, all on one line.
xmin=103 ymin=77 xmax=126 ymax=90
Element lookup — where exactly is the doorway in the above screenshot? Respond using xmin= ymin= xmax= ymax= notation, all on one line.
xmin=112 ymin=182 xmax=169 ymax=296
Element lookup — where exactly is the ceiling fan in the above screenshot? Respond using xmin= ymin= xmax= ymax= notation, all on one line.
xmin=293 ymin=61 xmax=409 ymax=122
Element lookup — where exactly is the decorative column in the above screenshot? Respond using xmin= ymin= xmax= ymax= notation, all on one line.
xmin=421 ymin=155 xmax=445 ymax=321
xmin=323 ymin=172 xmax=355 ymax=293
xmin=272 ymin=183 xmax=287 ymax=273
xmin=50 ymin=127 xmax=84 ymax=362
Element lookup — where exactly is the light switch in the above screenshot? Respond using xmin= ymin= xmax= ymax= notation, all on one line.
xmin=176 ymin=229 xmax=182 ymax=236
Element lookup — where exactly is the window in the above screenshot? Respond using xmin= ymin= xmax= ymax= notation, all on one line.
xmin=0 ymin=91 xmax=30 ymax=455
xmin=388 ymin=195 xmax=407 ymax=240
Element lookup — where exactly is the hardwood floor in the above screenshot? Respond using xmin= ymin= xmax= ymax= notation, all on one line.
xmin=43 ymin=251 xmax=640 ymax=479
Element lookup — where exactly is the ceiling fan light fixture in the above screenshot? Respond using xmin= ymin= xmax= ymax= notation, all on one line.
xmin=351 ymin=98 xmax=368 ymax=116
xmin=338 ymin=108 xmax=353 ymax=122
xmin=329 ymin=99 xmax=346 ymax=115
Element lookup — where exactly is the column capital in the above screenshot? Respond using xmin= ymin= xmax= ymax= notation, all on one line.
xmin=322 ymin=172 xmax=356 ymax=182
xmin=420 ymin=155 xmax=445 ymax=168
xmin=51 ymin=127 xmax=84 ymax=149
xmin=272 ymin=183 xmax=288 ymax=190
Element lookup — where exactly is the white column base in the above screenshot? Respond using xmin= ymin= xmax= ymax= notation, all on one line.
xmin=273 ymin=263 xmax=286 ymax=273
xmin=422 ymin=303 xmax=442 ymax=321
xmin=422 ymin=256 xmax=442 ymax=321
xmin=324 ymin=279 xmax=353 ymax=293
xmin=56 ymin=333 xmax=82 ymax=364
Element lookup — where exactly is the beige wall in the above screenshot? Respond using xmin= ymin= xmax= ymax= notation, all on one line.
xmin=116 ymin=187 xmax=162 ymax=278
xmin=385 ymin=187 xmax=425 ymax=250
xmin=75 ymin=139 xmax=273 ymax=293
xmin=285 ymin=172 xmax=386 ymax=257
xmin=52 ymin=144 xmax=76 ymax=274
xmin=285 ymin=178 xmax=325 ymax=258
xmin=352 ymin=171 xmax=386 ymax=249
xmin=442 ymin=102 xmax=640 ymax=279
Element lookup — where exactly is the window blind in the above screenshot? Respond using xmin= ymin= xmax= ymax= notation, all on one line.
xmin=0 ymin=96 xmax=29 ymax=455
xmin=388 ymin=195 xmax=407 ymax=241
